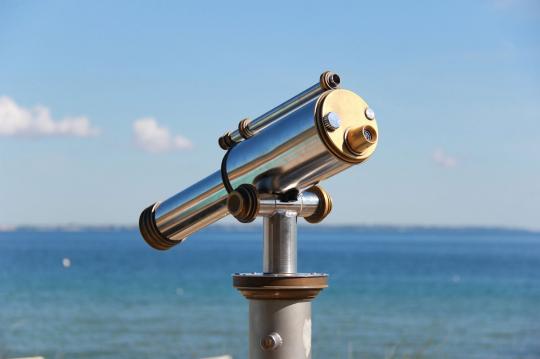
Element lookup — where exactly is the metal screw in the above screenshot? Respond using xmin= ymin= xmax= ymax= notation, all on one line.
xmin=365 ymin=107 xmax=376 ymax=120
xmin=322 ymin=112 xmax=341 ymax=131
xmin=260 ymin=332 xmax=283 ymax=351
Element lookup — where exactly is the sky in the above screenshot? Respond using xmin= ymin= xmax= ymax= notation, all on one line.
xmin=0 ymin=0 xmax=539 ymax=229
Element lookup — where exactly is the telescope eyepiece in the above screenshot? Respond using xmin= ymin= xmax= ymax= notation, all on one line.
xmin=345 ymin=124 xmax=378 ymax=155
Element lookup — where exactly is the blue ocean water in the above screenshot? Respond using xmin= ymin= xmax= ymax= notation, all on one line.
xmin=0 ymin=227 xmax=539 ymax=359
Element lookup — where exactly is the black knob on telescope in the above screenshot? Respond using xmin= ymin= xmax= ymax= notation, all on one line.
xmin=227 ymin=184 xmax=259 ymax=223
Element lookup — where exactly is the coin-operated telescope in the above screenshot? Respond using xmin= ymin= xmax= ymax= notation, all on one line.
xmin=139 ymin=71 xmax=378 ymax=359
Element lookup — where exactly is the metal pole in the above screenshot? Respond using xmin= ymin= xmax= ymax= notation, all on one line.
xmin=249 ymin=211 xmax=313 ymax=359
xmin=263 ymin=211 xmax=297 ymax=274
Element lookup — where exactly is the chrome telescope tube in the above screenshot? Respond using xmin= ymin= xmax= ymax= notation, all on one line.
xmin=218 ymin=71 xmax=341 ymax=149
xmin=139 ymin=76 xmax=378 ymax=250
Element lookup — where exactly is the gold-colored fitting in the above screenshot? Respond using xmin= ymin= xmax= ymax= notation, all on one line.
xmin=304 ymin=186 xmax=333 ymax=224
xmin=218 ymin=132 xmax=234 ymax=150
xmin=345 ymin=125 xmax=378 ymax=155
xmin=320 ymin=71 xmax=341 ymax=90
xmin=233 ymin=273 xmax=328 ymax=300
xmin=238 ymin=118 xmax=254 ymax=139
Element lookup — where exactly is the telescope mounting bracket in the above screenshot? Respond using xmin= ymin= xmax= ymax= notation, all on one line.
xmin=228 ymin=186 xmax=331 ymax=359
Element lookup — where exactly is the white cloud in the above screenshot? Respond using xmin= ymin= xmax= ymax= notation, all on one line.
xmin=133 ymin=117 xmax=192 ymax=153
xmin=0 ymin=96 xmax=99 ymax=137
xmin=432 ymin=149 xmax=458 ymax=168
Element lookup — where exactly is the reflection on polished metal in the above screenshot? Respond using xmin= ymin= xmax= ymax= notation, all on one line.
xmin=226 ymin=184 xmax=331 ymax=224
xmin=264 ymin=211 xmax=297 ymax=274
xmin=143 ymin=170 xmax=229 ymax=247
xmin=140 ymin=84 xmax=378 ymax=248
xmin=218 ymin=71 xmax=341 ymax=149
xmin=259 ymin=193 xmax=319 ymax=218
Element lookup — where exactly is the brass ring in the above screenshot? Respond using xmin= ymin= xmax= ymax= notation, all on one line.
xmin=238 ymin=118 xmax=254 ymax=139
xmin=139 ymin=203 xmax=182 ymax=250
xmin=319 ymin=71 xmax=341 ymax=90
xmin=233 ymin=273 xmax=328 ymax=300
xmin=304 ymin=186 xmax=333 ymax=223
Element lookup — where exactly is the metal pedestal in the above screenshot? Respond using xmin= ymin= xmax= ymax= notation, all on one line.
xmin=249 ymin=300 xmax=312 ymax=359
xmin=234 ymin=212 xmax=328 ymax=359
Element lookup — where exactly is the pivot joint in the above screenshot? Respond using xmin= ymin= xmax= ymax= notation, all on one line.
xmin=227 ymin=185 xmax=332 ymax=224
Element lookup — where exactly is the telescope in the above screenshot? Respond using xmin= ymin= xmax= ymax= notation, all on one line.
xmin=139 ymin=71 xmax=379 ymax=359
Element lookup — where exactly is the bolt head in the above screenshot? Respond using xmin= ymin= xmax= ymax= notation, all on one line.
xmin=260 ymin=332 xmax=283 ymax=351
xmin=365 ymin=107 xmax=376 ymax=120
xmin=261 ymin=336 xmax=276 ymax=350
xmin=322 ymin=112 xmax=341 ymax=131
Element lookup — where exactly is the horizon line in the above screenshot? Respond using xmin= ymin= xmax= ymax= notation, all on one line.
xmin=1 ymin=223 xmax=538 ymax=234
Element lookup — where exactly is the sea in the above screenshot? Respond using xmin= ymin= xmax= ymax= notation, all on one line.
xmin=0 ymin=226 xmax=539 ymax=359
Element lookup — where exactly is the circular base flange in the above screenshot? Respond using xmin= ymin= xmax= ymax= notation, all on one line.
xmin=233 ymin=273 xmax=328 ymax=300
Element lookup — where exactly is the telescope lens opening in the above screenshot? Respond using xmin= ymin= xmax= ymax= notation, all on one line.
xmin=362 ymin=125 xmax=377 ymax=144
xmin=363 ymin=128 xmax=373 ymax=142
xmin=345 ymin=125 xmax=378 ymax=155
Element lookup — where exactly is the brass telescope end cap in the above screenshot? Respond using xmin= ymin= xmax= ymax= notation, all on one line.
xmin=315 ymin=89 xmax=378 ymax=163
xmin=227 ymin=184 xmax=259 ymax=223
xmin=139 ymin=203 xmax=180 ymax=250
xmin=304 ymin=186 xmax=333 ymax=223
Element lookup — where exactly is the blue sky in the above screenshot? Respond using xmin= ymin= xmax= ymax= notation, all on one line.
xmin=0 ymin=0 xmax=539 ymax=229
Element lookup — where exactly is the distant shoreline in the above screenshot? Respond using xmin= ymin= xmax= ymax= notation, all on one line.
xmin=1 ymin=223 xmax=538 ymax=235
